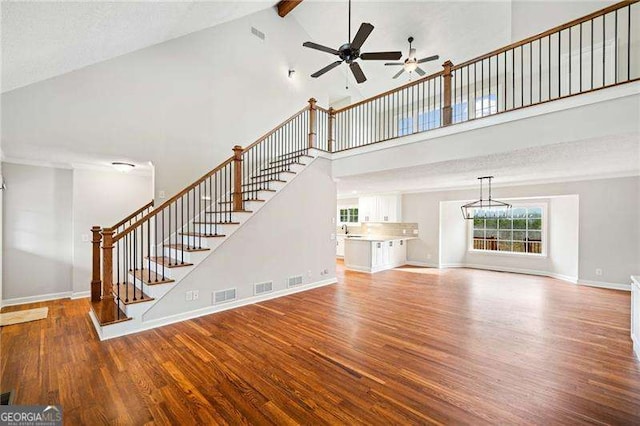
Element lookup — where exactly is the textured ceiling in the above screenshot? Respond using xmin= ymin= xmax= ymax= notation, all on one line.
xmin=1 ymin=1 xmax=277 ymax=92
xmin=336 ymin=135 xmax=640 ymax=195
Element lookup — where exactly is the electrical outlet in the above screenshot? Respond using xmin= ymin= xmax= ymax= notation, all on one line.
xmin=81 ymin=234 xmax=90 ymax=243
xmin=308 ymin=270 xmax=312 ymax=278
xmin=159 ymin=190 xmax=166 ymax=199
xmin=595 ymin=268 xmax=603 ymax=276
xmin=185 ymin=291 xmax=193 ymax=301
xmin=192 ymin=290 xmax=199 ymax=300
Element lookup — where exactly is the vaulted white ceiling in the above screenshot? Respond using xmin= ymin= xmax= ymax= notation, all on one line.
xmin=1 ymin=1 xmax=278 ymax=93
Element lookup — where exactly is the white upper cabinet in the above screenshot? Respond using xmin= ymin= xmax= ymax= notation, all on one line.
xmin=359 ymin=195 xmax=401 ymax=222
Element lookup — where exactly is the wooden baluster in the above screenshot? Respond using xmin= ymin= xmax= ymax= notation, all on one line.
xmin=442 ymin=60 xmax=454 ymax=126
xmin=233 ymin=145 xmax=243 ymax=212
xmin=91 ymin=226 xmax=102 ymax=302
xmin=101 ymin=227 xmax=115 ymax=301
xmin=308 ymin=97 xmax=317 ymax=149
xmin=328 ymin=107 xmax=335 ymax=152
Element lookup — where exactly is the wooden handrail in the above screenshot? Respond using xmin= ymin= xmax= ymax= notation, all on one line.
xmin=333 ymin=70 xmax=444 ymax=113
xmin=242 ymin=105 xmax=310 ymax=153
xmin=111 ymin=200 xmax=154 ymax=230
xmin=113 ymin=156 xmax=234 ymax=242
xmin=453 ymin=0 xmax=637 ymax=70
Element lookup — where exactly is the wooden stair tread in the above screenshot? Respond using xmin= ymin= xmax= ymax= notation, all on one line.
xmin=193 ymin=221 xmax=239 ymax=225
xmin=147 ymin=256 xmax=193 ymax=268
xmin=219 ymin=199 xmax=265 ymax=204
xmin=241 ymin=189 xmax=276 ymax=193
xmin=167 ymin=244 xmax=210 ymax=252
xmin=179 ymin=232 xmax=226 ymax=237
xmin=113 ymin=282 xmax=154 ymax=304
xmin=251 ymin=171 xmax=295 ymax=179
xmin=131 ymin=268 xmax=175 ymax=285
xmin=242 ymin=179 xmax=285 ymax=186
xmin=91 ymin=299 xmax=131 ymax=326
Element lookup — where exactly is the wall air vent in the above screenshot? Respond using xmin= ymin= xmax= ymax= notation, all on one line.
xmin=251 ymin=27 xmax=265 ymax=41
xmin=287 ymin=275 xmax=304 ymax=288
xmin=254 ymin=281 xmax=273 ymax=295
xmin=213 ymin=288 xmax=237 ymax=304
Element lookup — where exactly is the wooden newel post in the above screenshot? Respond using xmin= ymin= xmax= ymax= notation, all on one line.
xmin=101 ymin=227 xmax=115 ymax=300
xmin=232 ymin=145 xmax=244 ymax=212
xmin=90 ymin=226 xmax=102 ymax=302
xmin=308 ymin=97 xmax=317 ymax=149
xmin=328 ymin=107 xmax=335 ymax=152
xmin=442 ymin=60 xmax=454 ymax=126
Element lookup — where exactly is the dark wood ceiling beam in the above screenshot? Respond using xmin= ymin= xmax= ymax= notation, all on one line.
xmin=277 ymin=0 xmax=303 ymax=17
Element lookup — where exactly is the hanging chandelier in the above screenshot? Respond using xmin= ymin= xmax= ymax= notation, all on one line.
xmin=461 ymin=176 xmax=512 ymax=220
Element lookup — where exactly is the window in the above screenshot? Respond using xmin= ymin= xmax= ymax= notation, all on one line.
xmin=398 ymin=117 xmax=414 ymax=136
xmin=452 ymin=102 xmax=469 ymax=123
xmin=475 ymin=94 xmax=497 ymax=117
xmin=339 ymin=208 xmax=359 ymax=223
xmin=470 ymin=206 xmax=544 ymax=255
xmin=418 ymin=110 xmax=441 ymax=131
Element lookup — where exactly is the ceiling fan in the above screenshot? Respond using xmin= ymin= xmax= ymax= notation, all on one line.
xmin=302 ymin=0 xmax=402 ymax=84
xmin=385 ymin=37 xmax=439 ymax=79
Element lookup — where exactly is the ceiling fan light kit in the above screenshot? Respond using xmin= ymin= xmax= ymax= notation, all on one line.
xmin=302 ymin=0 xmax=402 ymax=84
xmin=385 ymin=36 xmax=440 ymax=80
xmin=461 ymin=176 xmax=512 ymax=220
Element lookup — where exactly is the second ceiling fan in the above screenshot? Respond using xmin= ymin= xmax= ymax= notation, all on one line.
xmin=303 ymin=0 xmax=402 ymax=84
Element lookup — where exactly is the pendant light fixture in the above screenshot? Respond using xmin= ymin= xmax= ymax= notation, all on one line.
xmin=461 ymin=176 xmax=511 ymax=220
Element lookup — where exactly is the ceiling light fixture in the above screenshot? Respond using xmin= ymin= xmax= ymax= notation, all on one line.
xmin=112 ymin=162 xmax=135 ymax=173
xmin=461 ymin=176 xmax=511 ymax=220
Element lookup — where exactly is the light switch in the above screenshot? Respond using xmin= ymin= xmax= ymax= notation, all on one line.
xmin=81 ymin=234 xmax=90 ymax=243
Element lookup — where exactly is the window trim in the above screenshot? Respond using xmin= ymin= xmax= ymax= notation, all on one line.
xmin=467 ymin=202 xmax=548 ymax=258
xmin=338 ymin=205 xmax=360 ymax=225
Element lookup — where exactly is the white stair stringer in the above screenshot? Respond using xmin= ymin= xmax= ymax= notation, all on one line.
xmin=89 ymin=149 xmax=325 ymax=340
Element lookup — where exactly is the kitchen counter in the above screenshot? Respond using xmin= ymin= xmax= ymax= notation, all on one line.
xmin=338 ymin=234 xmax=417 ymax=242
xmin=343 ymin=236 xmax=414 ymax=273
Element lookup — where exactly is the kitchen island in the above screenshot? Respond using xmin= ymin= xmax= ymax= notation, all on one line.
xmin=344 ymin=235 xmax=416 ymax=273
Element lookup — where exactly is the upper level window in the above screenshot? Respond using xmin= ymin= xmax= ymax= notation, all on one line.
xmin=398 ymin=117 xmax=414 ymax=136
xmin=476 ymin=94 xmax=498 ymax=117
xmin=339 ymin=207 xmax=359 ymax=223
xmin=471 ymin=206 xmax=545 ymax=255
xmin=418 ymin=110 xmax=441 ymax=131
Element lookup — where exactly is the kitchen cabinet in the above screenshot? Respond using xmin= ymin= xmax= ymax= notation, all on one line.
xmin=346 ymin=237 xmax=409 ymax=273
xmin=358 ymin=195 xmax=401 ymax=222
xmin=336 ymin=236 xmax=345 ymax=257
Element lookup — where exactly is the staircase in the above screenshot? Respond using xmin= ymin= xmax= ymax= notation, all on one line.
xmin=89 ymin=99 xmax=331 ymax=339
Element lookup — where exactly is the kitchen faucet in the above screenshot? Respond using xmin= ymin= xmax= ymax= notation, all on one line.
xmin=341 ymin=224 xmax=349 ymax=235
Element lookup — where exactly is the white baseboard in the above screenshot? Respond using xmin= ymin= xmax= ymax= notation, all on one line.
xmin=1 ymin=291 xmax=72 ymax=307
xmin=437 ymin=263 xmax=579 ymax=284
xmin=71 ymin=291 xmax=90 ymax=299
xmin=577 ymin=279 xmax=630 ymax=292
xmin=405 ymin=260 xmax=439 ymax=268
xmin=92 ymin=277 xmax=338 ymax=341
xmin=633 ymin=334 xmax=640 ymax=361
xmin=1 ymin=290 xmax=92 ymax=307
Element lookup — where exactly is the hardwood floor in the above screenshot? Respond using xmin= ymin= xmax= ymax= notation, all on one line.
xmin=2 ymin=262 xmax=639 ymax=424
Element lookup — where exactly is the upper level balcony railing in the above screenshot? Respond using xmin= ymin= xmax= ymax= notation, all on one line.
xmin=327 ymin=0 xmax=639 ymax=153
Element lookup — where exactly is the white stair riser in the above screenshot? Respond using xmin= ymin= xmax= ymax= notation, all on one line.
xmin=181 ymin=235 xmax=225 ymax=248
xmin=116 ymin=297 xmax=154 ymax=317
xmin=194 ymin=223 xmax=239 ymax=235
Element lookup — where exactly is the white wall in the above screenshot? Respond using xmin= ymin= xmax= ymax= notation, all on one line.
xmin=1 ymin=8 xmax=357 ymax=202
xmin=71 ymin=168 xmax=153 ymax=294
xmin=2 ymin=163 xmax=74 ymax=300
xmin=143 ymin=157 xmax=336 ymax=321
xmin=403 ymin=176 xmax=639 ymax=287
xmin=438 ymin=196 xmax=579 ymax=282
xmin=1 ymin=162 xmax=153 ymax=303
